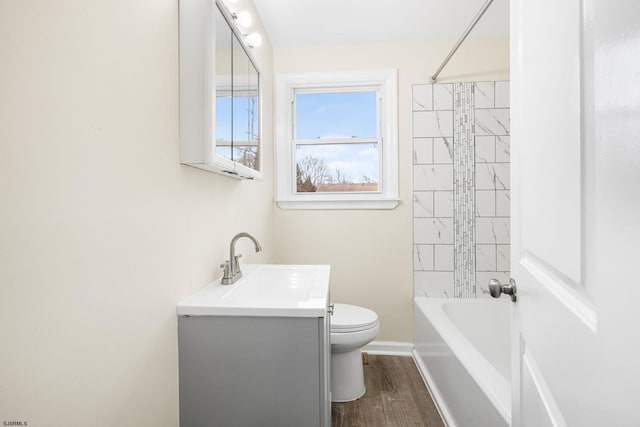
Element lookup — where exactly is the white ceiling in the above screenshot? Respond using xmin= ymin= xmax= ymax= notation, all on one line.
xmin=252 ymin=0 xmax=509 ymax=48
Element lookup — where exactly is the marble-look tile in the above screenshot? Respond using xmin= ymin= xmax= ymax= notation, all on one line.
xmin=434 ymin=191 xmax=454 ymax=217
xmin=476 ymin=217 xmax=510 ymax=244
xmin=414 ymin=191 xmax=434 ymax=218
xmin=434 ymin=245 xmax=454 ymax=271
xmin=497 ymin=244 xmax=510 ymax=271
xmin=433 ymin=137 xmax=454 ymax=163
xmin=414 ymin=244 xmax=434 ymax=271
xmin=496 ymin=190 xmax=511 ymax=217
xmin=413 ymin=84 xmax=433 ymax=111
xmin=414 ymin=218 xmax=454 ymax=244
xmin=475 ymin=190 xmax=496 ymax=217
xmin=433 ymin=84 xmax=454 ymax=110
xmin=495 ymin=81 xmax=510 ymax=108
xmin=476 ymin=163 xmax=510 ymax=190
xmin=496 ymin=136 xmax=510 ymax=162
xmin=412 ymin=79 xmax=510 ymax=300
xmin=414 ymin=271 xmax=454 ymax=298
xmin=474 ymin=82 xmax=495 ymax=108
xmin=413 ymin=111 xmax=454 ymax=138
xmin=413 ymin=138 xmax=433 ymax=164
xmin=475 ymin=136 xmax=495 ymax=163
xmin=414 ymin=164 xmax=454 ymax=191
xmin=475 ymin=108 xmax=510 ymax=136
xmin=476 ymin=271 xmax=510 ymax=298
xmin=476 ymin=244 xmax=497 ymax=271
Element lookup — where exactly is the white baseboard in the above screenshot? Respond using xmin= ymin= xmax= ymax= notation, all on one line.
xmin=412 ymin=349 xmax=455 ymax=427
xmin=363 ymin=341 xmax=414 ymax=356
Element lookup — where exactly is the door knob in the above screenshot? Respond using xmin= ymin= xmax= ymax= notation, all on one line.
xmin=488 ymin=278 xmax=517 ymax=302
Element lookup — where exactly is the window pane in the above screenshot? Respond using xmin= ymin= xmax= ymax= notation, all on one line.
xmin=216 ymin=96 xmax=232 ymax=144
xmin=295 ymin=91 xmax=377 ymax=140
xmin=296 ymin=143 xmax=378 ymax=193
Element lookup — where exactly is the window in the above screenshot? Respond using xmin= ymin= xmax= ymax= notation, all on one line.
xmin=276 ymin=70 xmax=398 ymax=209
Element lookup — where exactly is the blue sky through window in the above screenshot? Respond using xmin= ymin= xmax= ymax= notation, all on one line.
xmin=295 ymin=91 xmax=377 ymax=140
xmin=295 ymin=91 xmax=378 ymax=185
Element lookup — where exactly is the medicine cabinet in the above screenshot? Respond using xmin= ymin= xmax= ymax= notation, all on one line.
xmin=179 ymin=0 xmax=261 ymax=180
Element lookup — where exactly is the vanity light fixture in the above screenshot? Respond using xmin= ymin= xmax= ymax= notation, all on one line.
xmin=245 ymin=32 xmax=263 ymax=48
xmin=226 ymin=3 xmax=262 ymax=49
xmin=232 ymin=10 xmax=252 ymax=28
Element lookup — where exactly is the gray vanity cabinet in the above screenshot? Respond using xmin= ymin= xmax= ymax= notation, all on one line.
xmin=178 ymin=313 xmax=331 ymax=427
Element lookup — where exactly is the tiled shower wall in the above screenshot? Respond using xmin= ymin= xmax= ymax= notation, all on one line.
xmin=412 ymin=81 xmax=511 ymax=298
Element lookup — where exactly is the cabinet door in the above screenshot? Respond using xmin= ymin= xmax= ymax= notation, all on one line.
xmin=178 ymin=315 xmax=324 ymax=427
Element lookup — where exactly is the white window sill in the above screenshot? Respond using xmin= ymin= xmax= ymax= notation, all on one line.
xmin=276 ymin=198 xmax=399 ymax=210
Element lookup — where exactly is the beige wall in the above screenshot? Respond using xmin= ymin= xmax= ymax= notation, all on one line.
xmin=0 ymin=0 xmax=273 ymax=425
xmin=273 ymin=38 xmax=509 ymax=342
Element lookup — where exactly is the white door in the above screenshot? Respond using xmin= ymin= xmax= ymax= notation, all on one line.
xmin=510 ymin=0 xmax=640 ymax=426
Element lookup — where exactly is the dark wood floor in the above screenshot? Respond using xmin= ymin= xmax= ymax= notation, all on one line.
xmin=331 ymin=355 xmax=445 ymax=427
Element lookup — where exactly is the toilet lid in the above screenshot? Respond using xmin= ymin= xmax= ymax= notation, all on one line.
xmin=331 ymin=303 xmax=378 ymax=332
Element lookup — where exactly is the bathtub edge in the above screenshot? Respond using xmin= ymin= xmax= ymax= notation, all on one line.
xmin=412 ymin=348 xmax=457 ymax=427
xmin=414 ymin=296 xmax=511 ymax=426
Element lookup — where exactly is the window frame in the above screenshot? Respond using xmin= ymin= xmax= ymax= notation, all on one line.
xmin=276 ymin=69 xmax=399 ymax=210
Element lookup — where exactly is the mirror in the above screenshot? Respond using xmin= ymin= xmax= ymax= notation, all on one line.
xmin=229 ymin=32 xmax=260 ymax=170
xmin=179 ymin=0 xmax=261 ymax=179
xmin=214 ymin=7 xmax=233 ymax=164
xmin=214 ymin=1 xmax=260 ymax=175
xmin=215 ymin=27 xmax=259 ymax=170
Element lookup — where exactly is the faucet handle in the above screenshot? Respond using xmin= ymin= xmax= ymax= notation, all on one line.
xmin=220 ymin=260 xmax=231 ymax=278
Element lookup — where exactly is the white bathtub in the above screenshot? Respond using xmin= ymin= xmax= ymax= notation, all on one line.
xmin=413 ymin=297 xmax=511 ymax=427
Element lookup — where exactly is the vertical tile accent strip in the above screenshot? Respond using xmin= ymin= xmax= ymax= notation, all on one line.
xmin=453 ymin=83 xmax=476 ymax=297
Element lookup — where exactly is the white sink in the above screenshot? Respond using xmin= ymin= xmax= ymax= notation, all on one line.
xmin=177 ymin=264 xmax=330 ymax=317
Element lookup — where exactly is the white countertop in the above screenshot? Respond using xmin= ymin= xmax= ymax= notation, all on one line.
xmin=177 ymin=264 xmax=331 ymax=317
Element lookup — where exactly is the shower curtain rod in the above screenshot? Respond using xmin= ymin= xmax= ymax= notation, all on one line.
xmin=430 ymin=0 xmax=495 ymax=83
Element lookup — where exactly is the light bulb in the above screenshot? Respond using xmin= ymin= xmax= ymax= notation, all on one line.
xmin=246 ymin=32 xmax=262 ymax=48
xmin=235 ymin=11 xmax=252 ymax=28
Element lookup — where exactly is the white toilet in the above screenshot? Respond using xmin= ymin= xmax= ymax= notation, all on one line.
xmin=330 ymin=303 xmax=379 ymax=402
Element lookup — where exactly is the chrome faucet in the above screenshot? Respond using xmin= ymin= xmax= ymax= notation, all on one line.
xmin=220 ymin=232 xmax=262 ymax=285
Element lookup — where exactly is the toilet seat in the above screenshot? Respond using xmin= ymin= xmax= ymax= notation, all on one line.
xmin=331 ymin=303 xmax=378 ymax=333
